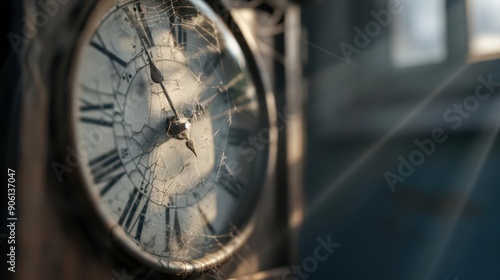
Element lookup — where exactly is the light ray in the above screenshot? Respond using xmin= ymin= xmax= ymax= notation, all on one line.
xmin=307 ymin=64 xmax=468 ymax=217
xmin=411 ymin=105 xmax=500 ymax=280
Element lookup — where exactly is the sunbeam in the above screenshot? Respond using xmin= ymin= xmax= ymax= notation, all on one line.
xmin=410 ymin=103 xmax=500 ymax=280
xmin=307 ymin=64 xmax=468 ymax=217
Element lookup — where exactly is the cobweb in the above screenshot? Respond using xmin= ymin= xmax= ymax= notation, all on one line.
xmin=122 ymin=0 xmax=236 ymax=263
xmin=102 ymin=0 xmax=289 ymax=278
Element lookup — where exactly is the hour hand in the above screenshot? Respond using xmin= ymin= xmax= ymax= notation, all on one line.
xmin=139 ymin=38 xmax=163 ymax=83
xmin=148 ymin=55 xmax=164 ymax=84
xmin=139 ymin=39 xmax=182 ymax=120
xmin=185 ymin=138 xmax=198 ymax=157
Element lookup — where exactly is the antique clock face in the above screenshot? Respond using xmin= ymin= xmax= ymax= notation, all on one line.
xmin=70 ymin=0 xmax=271 ymax=273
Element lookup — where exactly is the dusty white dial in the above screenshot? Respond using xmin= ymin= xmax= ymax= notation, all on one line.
xmin=71 ymin=0 xmax=270 ymax=273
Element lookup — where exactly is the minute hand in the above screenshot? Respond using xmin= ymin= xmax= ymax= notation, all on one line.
xmin=124 ymin=6 xmax=182 ymax=119
xmin=141 ymin=39 xmax=198 ymax=157
xmin=140 ymin=39 xmax=181 ymax=119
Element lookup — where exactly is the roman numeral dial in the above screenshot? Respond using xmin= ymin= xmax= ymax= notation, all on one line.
xmin=88 ymin=149 xmax=126 ymax=197
xmin=164 ymin=204 xmax=185 ymax=251
xmin=216 ymin=165 xmax=245 ymax=199
xmin=71 ymin=0 xmax=271 ymax=271
xmin=79 ymin=97 xmax=115 ymax=128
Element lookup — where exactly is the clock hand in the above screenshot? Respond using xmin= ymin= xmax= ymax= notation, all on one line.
xmin=141 ymin=42 xmax=199 ymax=158
xmin=140 ymin=39 xmax=181 ymax=119
xmin=123 ymin=6 xmax=151 ymax=47
xmin=126 ymin=7 xmax=198 ymax=157
xmin=167 ymin=118 xmax=199 ymax=158
xmin=185 ymin=138 xmax=198 ymax=157
xmin=124 ymin=7 xmax=181 ymax=120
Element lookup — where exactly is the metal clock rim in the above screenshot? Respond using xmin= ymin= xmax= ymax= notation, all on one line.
xmin=63 ymin=0 xmax=278 ymax=276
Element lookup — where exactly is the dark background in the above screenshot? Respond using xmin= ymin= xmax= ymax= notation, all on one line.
xmin=1 ymin=1 xmax=22 ymax=279
xmin=300 ymin=0 xmax=500 ymax=279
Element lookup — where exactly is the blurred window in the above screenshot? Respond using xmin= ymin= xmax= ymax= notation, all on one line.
xmin=391 ymin=0 xmax=447 ymax=67
xmin=468 ymin=0 xmax=500 ymax=60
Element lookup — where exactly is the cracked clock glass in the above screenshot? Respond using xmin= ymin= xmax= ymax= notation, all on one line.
xmin=71 ymin=0 xmax=270 ymax=272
